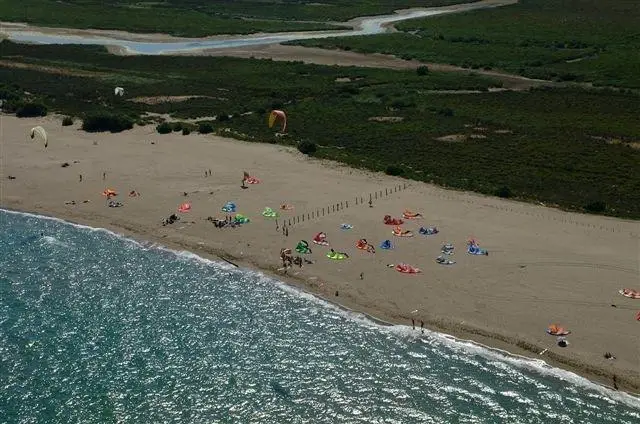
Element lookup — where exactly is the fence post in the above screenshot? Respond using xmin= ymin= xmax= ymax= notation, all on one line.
xmin=288 ymin=218 xmax=291 ymax=226
xmin=322 ymin=208 xmax=325 ymax=216
xmin=346 ymin=201 xmax=349 ymax=208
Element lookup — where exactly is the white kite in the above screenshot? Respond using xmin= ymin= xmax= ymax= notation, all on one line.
xmin=29 ymin=126 xmax=48 ymax=148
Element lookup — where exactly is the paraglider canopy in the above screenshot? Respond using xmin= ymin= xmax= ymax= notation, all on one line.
xmin=268 ymin=110 xmax=287 ymax=133
xmin=114 ymin=87 xmax=124 ymax=96
xmin=29 ymin=126 xmax=48 ymax=148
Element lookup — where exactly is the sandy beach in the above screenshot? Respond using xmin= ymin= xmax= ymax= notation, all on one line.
xmin=1 ymin=114 xmax=639 ymax=393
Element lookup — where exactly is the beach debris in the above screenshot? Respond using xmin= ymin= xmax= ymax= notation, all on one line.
xmin=619 ymin=288 xmax=640 ymax=299
xmin=340 ymin=223 xmax=353 ymax=230
xmin=539 ymin=349 xmax=548 ymax=356
xmin=64 ymin=200 xmax=76 ymax=205
xmin=163 ymin=214 xmax=180 ymax=226
xmin=128 ymin=190 xmax=140 ymax=197
xmin=392 ymin=226 xmax=413 ymax=237
xmin=102 ymin=188 xmax=117 ymax=198
xmin=243 ymin=171 xmax=261 ymax=185
xmin=178 ymin=202 xmax=191 ymax=213
xmin=221 ymin=201 xmax=236 ymax=213
xmin=380 ymin=239 xmax=393 ymax=250
xmin=467 ymin=239 xmax=489 ymax=255
xmin=295 ymin=240 xmax=312 ymax=254
xmin=280 ymin=203 xmax=294 ymax=210
xmin=356 ymin=238 xmax=375 ymax=253
xmin=395 ymin=263 xmax=421 ymax=274
xmin=441 ymin=243 xmax=454 ymax=255
xmin=262 ymin=207 xmax=278 ymax=218
xmin=7 ymin=175 xmax=16 ymax=180
xmin=436 ymin=255 xmax=455 ymax=265
xmin=557 ymin=337 xmax=569 ymax=348
xmin=268 ymin=109 xmax=287 ymax=133
xmin=114 ymin=86 xmax=124 ymax=96
xmin=327 ymin=249 xmax=348 ymax=260
xmin=403 ymin=210 xmax=423 ymax=219
xmin=383 ymin=215 xmax=404 ymax=226
xmin=604 ymin=352 xmax=616 ymax=360
xmin=108 ymin=200 xmax=123 ymax=208
xmin=313 ymin=232 xmax=329 ymax=246
xmin=29 ymin=126 xmax=48 ymax=148
xmin=61 ymin=162 xmax=70 ymax=168
xmin=546 ymin=324 xmax=571 ymax=336
xmin=419 ymin=226 xmax=439 ymax=236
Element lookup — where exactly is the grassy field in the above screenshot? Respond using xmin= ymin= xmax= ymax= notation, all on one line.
xmin=2 ymin=41 xmax=639 ymax=219
xmin=291 ymin=0 xmax=640 ymax=89
xmin=0 ymin=0 xmax=470 ymax=37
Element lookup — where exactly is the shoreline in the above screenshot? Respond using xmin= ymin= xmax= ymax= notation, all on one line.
xmin=2 ymin=205 xmax=637 ymax=398
xmin=2 ymin=115 xmax=639 ymax=396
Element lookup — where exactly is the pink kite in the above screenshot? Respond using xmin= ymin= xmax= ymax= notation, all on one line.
xmin=178 ymin=202 xmax=191 ymax=213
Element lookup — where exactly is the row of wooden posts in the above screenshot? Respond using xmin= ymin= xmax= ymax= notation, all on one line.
xmin=277 ymin=183 xmax=408 ymax=228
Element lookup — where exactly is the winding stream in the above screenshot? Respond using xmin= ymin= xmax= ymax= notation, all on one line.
xmin=1 ymin=0 xmax=515 ymax=55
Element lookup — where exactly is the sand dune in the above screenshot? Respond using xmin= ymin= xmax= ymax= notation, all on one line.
xmin=2 ymin=114 xmax=638 ymax=393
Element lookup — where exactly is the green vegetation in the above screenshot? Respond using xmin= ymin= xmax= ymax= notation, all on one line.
xmin=81 ymin=112 xmax=134 ymax=133
xmin=1 ymin=40 xmax=639 ymax=218
xmin=291 ymin=0 xmax=640 ymax=88
xmin=298 ymin=141 xmax=317 ymax=156
xmin=15 ymin=102 xmax=47 ymax=118
xmin=61 ymin=116 xmax=74 ymax=126
xmin=0 ymin=0 xmax=468 ymax=37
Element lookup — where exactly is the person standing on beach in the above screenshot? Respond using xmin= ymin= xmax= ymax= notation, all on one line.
xmin=412 ymin=319 xmax=415 ymax=330
xmin=102 ymin=172 xmax=106 ymax=180
xmin=421 ymin=321 xmax=424 ymax=334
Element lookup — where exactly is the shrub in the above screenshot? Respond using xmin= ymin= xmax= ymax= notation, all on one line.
xmin=495 ymin=186 xmax=512 ymax=198
xmin=416 ymin=66 xmax=429 ymax=76
xmin=156 ymin=122 xmax=173 ymax=134
xmin=81 ymin=113 xmax=134 ymax=133
xmin=298 ymin=141 xmax=317 ymax=155
xmin=198 ymin=122 xmax=214 ymax=134
xmin=217 ymin=113 xmax=230 ymax=122
xmin=438 ymin=108 xmax=454 ymax=117
xmin=16 ymin=102 xmax=47 ymax=117
xmin=182 ymin=127 xmax=191 ymax=135
xmin=61 ymin=116 xmax=74 ymax=126
xmin=385 ymin=165 xmax=404 ymax=176
xmin=172 ymin=122 xmax=183 ymax=132
xmin=584 ymin=201 xmax=606 ymax=213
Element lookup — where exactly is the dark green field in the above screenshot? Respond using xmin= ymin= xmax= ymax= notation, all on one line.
xmin=0 ymin=0 xmax=469 ymax=37
xmin=291 ymin=0 xmax=640 ymax=88
xmin=2 ymin=40 xmax=639 ymax=218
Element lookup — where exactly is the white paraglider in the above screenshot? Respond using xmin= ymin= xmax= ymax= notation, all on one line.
xmin=114 ymin=87 xmax=124 ymax=96
xmin=29 ymin=126 xmax=48 ymax=148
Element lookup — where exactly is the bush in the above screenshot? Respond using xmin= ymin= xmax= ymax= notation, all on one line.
xmin=182 ymin=127 xmax=191 ymax=135
xmin=61 ymin=116 xmax=74 ymax=126
xmin=438 ymin=108 xmax=454 ymax=117
xmin=298 ymin=141 xmax=317 ymax=155
xmin=172 ymin=122 xmax=183 ymax=132
xmin=16 ymin=102 xmax=47 ymax=117
xmin=198 ymin=122 xmax=214 ymax=134
xmin=584 ymin=201 xmax=606 ymax=213
xmin=217 ymin=113 xmax=230 ymax=122
xmin=416 ymin=65 xmax=429 ymax=76
xmin=385 ymin=165 xmax=404 ymax=176
xmin=156 ymin=122 xmax=172 ymax=134
xmin=495 ymin=186 xmax=512 ymax=198
xmin=81 ymin=113 xmax=134 ymax=133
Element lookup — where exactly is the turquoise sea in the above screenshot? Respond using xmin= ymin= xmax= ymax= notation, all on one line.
xmin=1 ymin=209 xmax=639 ymax=423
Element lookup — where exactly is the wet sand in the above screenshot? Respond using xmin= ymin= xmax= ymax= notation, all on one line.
xmin=1 ymin=114 xmax=639 ymax=393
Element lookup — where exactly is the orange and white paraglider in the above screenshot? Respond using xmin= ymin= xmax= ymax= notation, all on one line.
xmin=268 ymin=110 xmax=287 ymax=133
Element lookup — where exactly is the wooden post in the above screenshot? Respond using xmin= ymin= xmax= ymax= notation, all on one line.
xmin=346 ymin=201 xmax=349 ymax=208
xmin=322 ymin=208 xmax=325 ymax=216
xmin=288 ymin=218 xmax=291 ymax=226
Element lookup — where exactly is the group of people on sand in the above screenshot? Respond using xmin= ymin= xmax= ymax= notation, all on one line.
xmin=207 ymin=215 xmax=240 ymax=228
xmin=280 ymin=248 xmax=313 ymax=274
